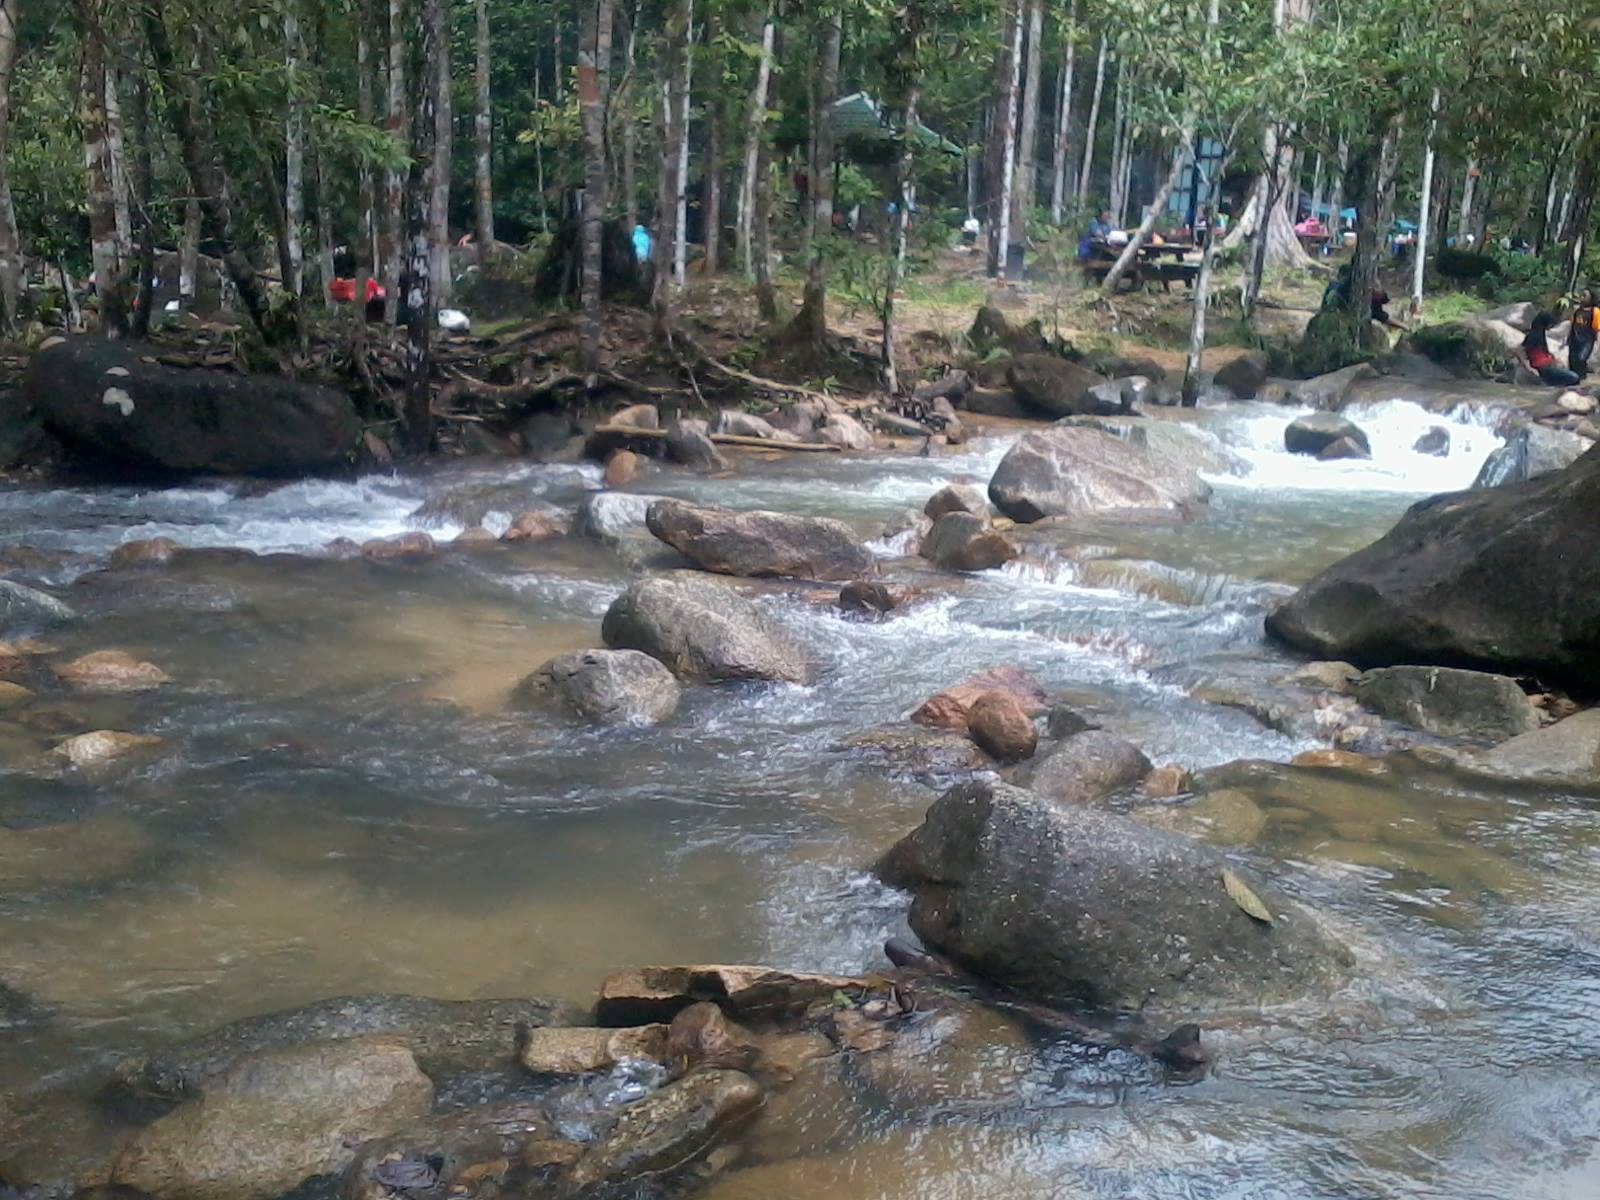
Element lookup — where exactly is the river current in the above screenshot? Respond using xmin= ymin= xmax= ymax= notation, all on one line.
xmin=3 ymin=388 xmax=1598 ymax=1198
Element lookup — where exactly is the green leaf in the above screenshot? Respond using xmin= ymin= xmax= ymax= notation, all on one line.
xmin=1222 ymin=868 xmax=1274 ymax=925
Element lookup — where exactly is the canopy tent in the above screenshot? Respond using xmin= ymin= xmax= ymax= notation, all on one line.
xmin=830 ymin=92 xmax=963 ymax=157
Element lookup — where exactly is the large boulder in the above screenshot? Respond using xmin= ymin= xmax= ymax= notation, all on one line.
xmin=987 ymin=424 xmax=1212 ymax=523
xmin=1473 ymin=424 xmax=1593 ymax=488
xmin=1212 ymin=351 xmax=1270 ymax=400
xmin=877 ymin=781 xmax=1352 ymax=1012
xmin=572 ymin=492 xmax=671 ymax=556
xmin=923 ymin=483 xmax=989 ymax=521
xmin=1287 ymin=363 xmax=1379 ymax=411
xmin=918 ymin=512 xmax=1017 ymax=572
xmin=1006 ymin=355 xmax=1113 ymax=418
xmin=1284 ymin=412 xmax=1372 ymax=457
xmin=1355 ymin=666 xmax=1539 ymax=741
xmin=516 ymin=649 xmax=680 ymax=725
xmin=713 ymin=410 xmax=791 ymax=441
xmin=1400 ymin=321 xmax=1514 ymax=378
xmin=1266 ymin=446 xmax=1600 ymax=689
xmin=665 ymin=419 xmax=728 ymax=472
xmin=601 ymin=576 xmax=809 ymax=683
xmin=25 ymin=337 xmax=360 ymax=476
xmin=813 ymin=413 xmax=876 ymax=450
xmin=110 ymin=1037 xmax=433 ymax=1200
xmin=646 ymin=499 xmax=876 ymax=581
xmin=1464 ymin=708 xmax=1600 ymax=788
xmin=0 ymin=579 xmax=77 ymax=630
xmin=1021 ymin=730 xmax=1151 ymax=805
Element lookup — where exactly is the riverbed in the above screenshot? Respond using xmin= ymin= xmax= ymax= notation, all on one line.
xmin=3 ymin=389 xmax=1599 ymax=1198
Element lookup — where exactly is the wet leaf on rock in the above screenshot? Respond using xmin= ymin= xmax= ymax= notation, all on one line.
xmin=1222 ymin=868 xmax=1274 ymax=925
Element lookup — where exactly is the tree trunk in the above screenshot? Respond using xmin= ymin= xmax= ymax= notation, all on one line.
xmin=381 ymin=0 xmax=406 ymax=322
xmin=651 ymin=0 xmax=692 ymax=342
xmin=704 ymin=107 xmax=721 ymax=273
xmin=429 ymin=0 xmax=452 ymax=304
xmin=987 ymin=1 xmax=1023 ymax=279
xmin=0 ymin=0 xmax=21 ymax=333
xmin=128 ymin=61 xmax=155 ymax=339
xmin=752 ymin=101 xmax=777 ymax=322
xmin=1106 ymin=63 xmax=1126 ymax=223
xmin=1182 ymin=186 xmax=1225 ymax=406
xmin=621 ymin=5 xmax=639 ymax=230
xmin=788 ymin=11 xmax=835 ymax=342
xmin=1472 ymin=169 xmax=1493 ymax=248
xmin=1409 ymin=89 xmax=1439 ymax=319
xmin=404 ymin=0 xmax=441 ymax=455
xmin=883 ymin=86 xmax=921 ymax=396
xmin=738 ymin=8 xmax=777 ymax=278
xmin=472 ymin=0 xmax=495 ymax=249
xmin=1100 ymin=125 xmax=1191 ymax=293
xmin=105 ymin=61 xmax=132 ymax=260
xmin=315 ymin=152 xmax=336 ymax=304
xmin=1074 ymin=33 xmax=1106 ymax=208
xmin=355 ymin=0 xmax=376 ymax=319
xmin=179 ymin=197 xmax=200 ymax=308
xmin=1010 ymin=0 xmax=1043 ymax=235
xmin=673 ymin=13 xmax=693 ymax=289
xmin=284 ymin=2 xmax=305 ymax=297
xmin=1048 ymin=3 xmax=1076 ymax=225
xmin=76 ymin=1 xmax=130 ymax=337
xmin=578 ymin=0 xmax=614 ymax=377
xmin=1327 ymin=137 xmax=1347 ymax=241
xmin=1456 ymin=158 xmax=1477 ymax=242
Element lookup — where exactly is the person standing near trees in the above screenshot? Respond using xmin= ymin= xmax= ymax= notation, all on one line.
xmin=1567 ymin=289 xmax=1599 ymax=377
xmin=1521 ymin=312 xmax=1583 ymax=386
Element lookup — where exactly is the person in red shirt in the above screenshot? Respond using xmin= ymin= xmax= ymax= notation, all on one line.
xmin=1521 ymin=312 xmax=1581 ymax=386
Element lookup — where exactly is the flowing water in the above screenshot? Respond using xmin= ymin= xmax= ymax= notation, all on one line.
xmin=3 ymin=392 xmax=1599 ymax=1198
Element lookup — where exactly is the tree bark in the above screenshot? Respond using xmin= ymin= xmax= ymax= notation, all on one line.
xmin=987 ymin=0 xmax=1023 ymax=279
xmin=1409 ymin=89 xmax=1439 ymax=319
xmin=1106 ymin=62 xmax=1127 ymax=224
xmin=790 ymin=10 xmax=836 ymax=343
xmin=651 ymin=0 xmax=692 ymax=342
xmin=0 ymin=0 xmax=21 ymax=333
xmin=883 ymin=86 xmax=920 ymax=396
xmin=429 ymin=0 xmax=452 ymax=304
xmin=578 ymin=0 xmax=614 ymax=377
xmin=1074 ymin=33 xmax=1106 ymax=208
xmin=382 ymin=0 xmax=406 ymax=322
xmin=76 ymin=1 xmax=130 ymax=337
xmin=621 ymin=4 xmax=639 ymax=230
xmin=704 ymin=104 xmax=721 ymax=273
xmin=473 ymin=0 xmax=495 ymax=249
xmin=1456 ymin=159 xmax=1478 ymax=242
xmin=673 ymin=11 xmax=693 ymax=289
xmin=736 ymin=3 xmax=774 ymax=275
xmin=128 ymin=60 xmax=155 ymax=339
xmin=752 ymin=98 xmax=777 ymax=322
xmin=315 ymin=151 xmax=336 ymax=304
xmin=404 ymin=0 xmax=441 ymax=455
xmin=355 ymin=0 xmax=376 ymax=328
xmin=1048 ymin=3 xmax=1076 ymax=225
xmin=179 ymin=198 xmax=200 ymax=307
xmin=1010 ymin=0 xmax=1043 ymax=234
xmin=105 ymin=61 xmax=131 ymax=260
xmin=285 ymin=1 xmax=305 ymax=297
xmin=1182 ymin=185 xmax=1225 ymax=406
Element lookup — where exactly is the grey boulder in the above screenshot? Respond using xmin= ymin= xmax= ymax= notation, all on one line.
xmin=1285 ymin=412 xmax=1372 ymax=457
xmin=1473 ymin=424 xmax=1592 ymax=488
xmin=601 ymin=575 xmax=809 ymax=683
xmin=0 ymin=579 xmax=77 ymax=631
xmin=1355 ymin=666 xmax=1539 ymax=741
xmin=646 ymin=498 xmax=876 ymax=581
xmin=517 ymin=648 xmax=681 ymax=725
xmin=987 ymin=423 xmax=1212 ymax=523
xmin=919 ymin=512 xmax=1018 ymax=572
xmin=1006 ymin=355 xmax=1113 ymax=418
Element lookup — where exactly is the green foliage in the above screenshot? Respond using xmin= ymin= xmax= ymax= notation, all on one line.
xmin=1401 ymin=321 xmax=1513 ymax=378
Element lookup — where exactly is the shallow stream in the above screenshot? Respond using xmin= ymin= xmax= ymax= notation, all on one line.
xmin=3 ymin=386 xmax=1599 ymax=1198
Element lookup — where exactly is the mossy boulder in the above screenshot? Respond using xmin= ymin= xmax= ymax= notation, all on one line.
xmin=1399 ymin=322 xmax=1514 ymax=379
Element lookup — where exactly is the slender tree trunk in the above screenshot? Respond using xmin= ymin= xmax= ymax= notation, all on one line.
xmin=76 ymin=1 xmax=130 ymax=336
xmin=987 ymin=1 xmax=1023 ymax=279
xmin=430 ymin=0 xmax=452 ymax=303
xmin=651 ymin=0 xmax=692 ymax=341
xmin=284 ymin=2 xmax=305 ymax=297
xmin=105 ymin=62 xmax=132 ymax=260
xmin=129 ymin=62 xmax=155 ymax=339
xmin=1410 ymin=89 xmax=1439 ymax=319
xmin=883 ymin=86 xmax=921 ymax=396
xmin=673 ymin=12 xmax=692 ymax=289
xmin=1010 ymin=0 xmax=1043 ymax=235
xmin=1074 ymin=33 xmax=1106 ymax=207
xmin=403 ymin=0 xmax=441 ymax=454
xmin=179 ymin=198 xmax=200 ymax=307
xmin=1472 ymin=169 xmax=1494 ymax=248
xmin=578 ymin=0 xmax=614 ymax=377
xmin=1182 ymin=178 xmax=1226 ymax=405
xmin=1563 ymin=139 xmax=1599 ymax=292
xmin=704 ymin=108 xmax=722 ymax=273
xmin=1101 ymin=125 xmax=1191 ymax=292
xmin=472 ymin=0 xmax=495 ymax=249
xmin=1327 ymin=137 xmax=1348 ymax=242
xmin=752 ymin=103 xmax=777 ymax=321
xmin=355 ymin=0 xmax=376 ymax=324
xmin=0 ymin=0 xmax=21 ymax=333
xmin=381 ymin=0 xmax=406 ymax=322
xmin=315 ymin=152 xmax=336 ymax=304
xmin=1456 ymin=158 xmax=1477 ymax=242
xmin=1049 ymin=3 xmax=1076 ymax=225
xmin=1107 ymin=65 xmax=1127 ymax=223
xmin=621 ymin=6 xmax=639 ymax=230
xmin=552 ymin=13 xmax=563 ymax=102
xmin=790 ymin=10 xmax=836 ymax=342
xmin=737 ymin=8 xmax=777 ymax=278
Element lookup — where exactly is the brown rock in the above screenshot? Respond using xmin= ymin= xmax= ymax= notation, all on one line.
xmin=324 ymin=537 xmax=363 ymax=558
xmin=1290 ymin=748 xmax=1388 ymax=773
xmin=1143 ymin=764 xmax=1192 ymax=798
xmin=360 ymin=531 xmax=436 ymax=560
xmin=838 ymin=580 xmax=911 ymax=617
xmin=923 ymin=484 xmax=989 ymax=522
xmin=1023 ymin=730 xmax=1151 ymax=806
xmin=603 ymin=449 xmax=642 ymax=488
xmin=502 ymin=510 xmax=567 ymax=543
xmin=595 ymin=965 xmax=866 ymax=1028
xmin=517 ymin=1025 xmax=669 ymax=1075
xmin=918 ymin=512 xmax=1018 ymax=572
xmin=645 ymin=499 xmax=876 ymax=581
xmin=611 ymin=403 xmax=660 ymax=431
xmin=55 ymin=730 xmax=165 ymax=767
xmin=452 ymin=527 xmax=499 ymax=548
xmin=110 ymin=537 xmax=180 ymax=568
xmin=0 ymin=680 xmax=34 ymax=709
xmin=911 ymin=667 xmax=1048 ymax=733
xmin=965 ymin=691 xmax=1038 ymax=763
xmin=664 ymin=1002 xmax=763 ymax=1073
xmin=53 ymin=650 xmax=171 ymax=694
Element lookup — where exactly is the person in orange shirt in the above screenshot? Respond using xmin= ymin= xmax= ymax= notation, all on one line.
xmin=1568 ymin=289 xmax=1598 ymax=378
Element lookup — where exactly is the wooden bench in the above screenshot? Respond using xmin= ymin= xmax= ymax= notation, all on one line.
xmin=1150 ymin=262 xmax=1201 ymax=291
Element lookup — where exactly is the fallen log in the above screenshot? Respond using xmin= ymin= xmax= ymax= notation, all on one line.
xmin=589 ymin=424 xmax=841 ymax=452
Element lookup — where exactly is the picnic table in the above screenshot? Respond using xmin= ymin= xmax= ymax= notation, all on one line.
xmin=1080 ymin=240 xmax=1201 ymax=292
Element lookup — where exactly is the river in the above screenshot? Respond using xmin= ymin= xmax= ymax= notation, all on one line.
xmin=3 ymin=389 xmax=1599 ymax=1198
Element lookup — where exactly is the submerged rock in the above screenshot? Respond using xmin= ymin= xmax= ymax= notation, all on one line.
xmin=26 ymin=337 xmax=362 ymax=477
xmin=0 ymin=579 xmax=77 ymax=630
xmin=911 ymin=667 xmax=1047 ymax=733
xmin=1355 ymin=666 xmax=1539 ymax=741
xmin=646 ymin=499 xmax=876 ymax=581
xmin=517 ymin=648 xmax=680 ymax=725
xmin=107 ymin=994 xmax=568 ymax=1108
xmin=988 ymin=424 xmax=1211 ymax=523
xmin=1021 ymin=730 xmax=1150 ymax=805
xmin=1456 ymin=708 xmax=1600 ymax=788
xmin=918 ymin=512 xmax=1017 ymax=572
xmin=1284 ymin=412 xmax=1371 ymax=457
xmin=111 ymin=1036 xmax=433 ymax=1200
xmin=595 ymin=965 xmax=866 ymax=1027
xmin=1413 ymin=426 xmax=1452 ymax=457
xmin=1473 ymin=424 xmax=1592 ymax=488
xmin=343 ymin=1101 xmax=556 ymax=1200
xmin=837 ymin=725 xmax=994 ymax=775
xmin=360 ymin=531 xmax=436 ymax=561
xmin=501 ymin=509 xmax=568 ymax=543
xmin=877 ymin=780 xmax=1352 ymax=1012
xmin=53 ymin=650 xmax=170 ymax=694
xmin=1265 ymin=446 xmax=1600 ymax=689
xmin=602 ymin=576 xmax=808 ymax=684
xmin=110 ymin=537 xmax=181 ymax=568
xmin=54 ymin=729 xmax=164 ymax=768
xmin=518 ymin=1025 xmax=670 ymax=1075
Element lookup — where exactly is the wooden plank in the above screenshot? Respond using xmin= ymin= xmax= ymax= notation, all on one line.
xmin=590 ymin=424 xmax=843 ymax=452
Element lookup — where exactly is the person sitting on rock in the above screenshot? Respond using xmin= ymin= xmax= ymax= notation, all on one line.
xmin=1567 ymin=289 xmax=1598 ymax=377
xmin=1521 ymin=312 xmax=1582 ymax=387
